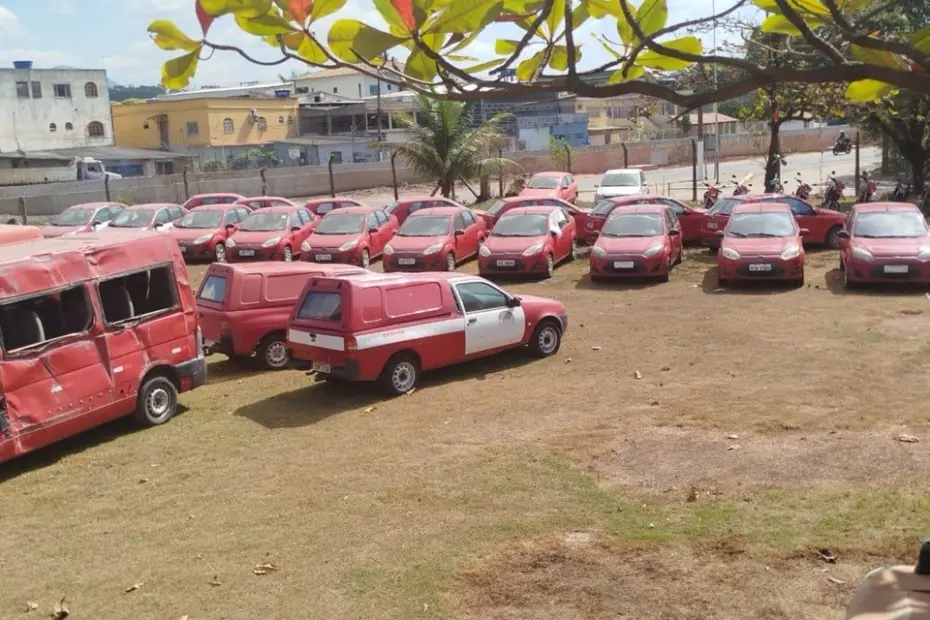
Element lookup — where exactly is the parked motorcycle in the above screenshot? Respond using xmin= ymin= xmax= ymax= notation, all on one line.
xmin=833 ymin=139 xmax=852 ymax=155
xmin=504 ymin=176 xmax=526 ymax=197
xmin=730 ymin=173 xmax=752 ymax=196
xmin=767 ymin=176 xmax=785 ymax=193
xmin=701 ymin=181 xmax=721 ymax=209
xmin=794 ymin=172 xmax=812 ymax=200
xmin=857 ymin=172 xmax=877 ymax=203
xmin=891 ymin=178 xmax=910 ymax=201
xmin=821 ymin=171 xmax=845 ymax=209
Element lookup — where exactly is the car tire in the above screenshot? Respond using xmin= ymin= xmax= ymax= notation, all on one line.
xmin=825 ymin=226 xmax=843 ymax=249
xmin=134 ymin=375 xmax=178 ymax=427
xmin=360 ymin=249 xmax=370 ymax=268
xmin=528 ymin=319 xmax=562 ymax=358
xmin=256 ymin=332 xmax=290 ymax=370
xmin=282 ymin=246 xmax=294 ymax=262
xmin=545 ymin=254 xmax=554 ymax=278
xmin=795 ymin=275 xmax=805 ymax=288
xmin=379 ymin=353 xmax=419 ymax=396
xmin=214 ymin=243 xmax=227 ymax=263
xmin=445 ymin=252 xmax=456 ymax=272
xmin=717 ymin=276 xmax=730 ymax=287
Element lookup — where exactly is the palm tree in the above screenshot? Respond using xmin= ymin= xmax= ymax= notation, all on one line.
xmin=376 ymin=94 xmax=520 ymax=199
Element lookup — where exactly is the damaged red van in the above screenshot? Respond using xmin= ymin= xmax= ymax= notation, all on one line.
xmin=0 ymin=230 xmax=207 ymax=464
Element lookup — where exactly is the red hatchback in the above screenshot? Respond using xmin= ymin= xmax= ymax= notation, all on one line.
xmin=301 ymin=206 xmax=399 ymax=268
xmin=183 ymin=193 xmax=245 ymax=210
xmin=716 ymin=203 xmax=807 ymax=287
xmin=481 ymin=196 xmax=590 ymax=235
xmin=385 ymin=196 xmax=462 ymax=226
xmin=478 ymin=206 xmax=577 ymax=278
xmin=107 ymin=203 xmax=188 ymax=232
xmin=589 ymin=205 xmax=683 ymax=282
xmin=303 ymin=197 xmax=365 ymax=216
xmin=520 ymin=171 xmax=579 ymax=203
xmin=383 ymin=206 xmax=487 ymax=272
xmin=838 ymin=202 xmax=930 ymax=288
xmin=38 ymin=202 xmax=126 ymax=238
xmin=171 ymin=203 xmax=252 ymax=262
xmin=225 ymin=206 xmax=318 ymax=262
xmin=236 ymin=196 xmax=297 ymax=210
xmin=587 ymin=195 xmax=706 ymax=244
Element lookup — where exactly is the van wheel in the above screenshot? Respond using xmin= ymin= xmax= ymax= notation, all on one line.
xmin=134 ymin=375 xmax=178 ymax=427
xmin=214 ymin=243 xmax=227 ymax=263
xmin=445 ymin=252 xmax=456 ymax=272
xmin=380 ymin=353 xmax=419 ymax=395
xmin=282 ymin=246 xmax=294 ymax=262
xmin=529 ymin=319 xmax=562 ymax=358
xmin=360 ymin=249 xmax=370 ymax=268
xmin=257 ymin=333 xmax=290 ymax=370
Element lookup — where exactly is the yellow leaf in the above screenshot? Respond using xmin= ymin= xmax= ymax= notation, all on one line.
xmin=148 ymin=20 xmax=201 ymax=52
xmin=545 ymin=0 xmax=565 ymax=37
xmin=161 ymin=49 xmax=200 ymax=89
xmin=495 ymin=39 xmax=520 ymax=54
xmin=548 ymin=45 xmax=582 ymax=71
xmin=750 ymin=0 xmax=779 ymax=11
xmin=607 ymin=64 xmax=645 ymax=84
xmin=425 ymin=0 xmax=503 ymax=34
xmin=235 ymin=12 xmax=297 ymax=35
xmin=200 ymin=0 xmax=273 ymax=17
xmin=636 ymin=35 xmax=700 ymax=70
xmin=912 ymin=25 xmax=930 ymax=54
xmin=311 ymin=0 xmax=346 ymax=21
xmin=587 ymin=0 xmax=634 ymax=44
xmin=405 ymin=49 xmax=439 ymax=80
xmin=297 ymin=36 xmax=328 ymax=62
xmin=328 ymin=19 xmax=405 ymax=62
xmin=635 ymin=0 xmax=667 ymax=37
xmin=464 ymin=58 xmax=505 ymax=72
xmin=760 ymin=13 xmax=827 ymax=35
xmin=784 ymin=0 xmax=829 ymax=17
xmin=281 ymin=30 xmax=306 ymax=49
xmin=515 ymin=50 xmax=544 ymax=81
xmin=845 ymin=79 xmax=895 ymax=102
xmin=851 ymin=44 xmax=909 ymax=70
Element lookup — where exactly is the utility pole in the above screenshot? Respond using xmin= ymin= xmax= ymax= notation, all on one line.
xmin=712 ymin=0 xmax=720 ymax=182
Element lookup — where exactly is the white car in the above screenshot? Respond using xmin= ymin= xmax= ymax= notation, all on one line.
xmin=594 ymin=168 xmax=650 ymax=202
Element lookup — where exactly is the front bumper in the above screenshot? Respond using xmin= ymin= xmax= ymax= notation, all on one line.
xmin=846 ymin=257 xmax=930 ymax=283
xmin=589 ymin=253 xmax=669 ymax=278
xmin=175 ymin=356 xmax=208 ymax=392
xmin=178 ymin=241 xmax=213 ymax=260
xmin=478 ymin=253 xmax=548 ymax=275
xmin=717 ymin=256 xmax=803 ymax=281
xmin=228 ymin=245 xmax=283 ymax=261
xmin=383 ymin=253 xmax=445 ymax=272
xmin=305 ymin=249 xmax=362 ymax=265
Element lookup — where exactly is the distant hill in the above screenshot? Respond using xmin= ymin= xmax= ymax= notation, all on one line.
xmin=109 ymin=84 xmax=166 ymax=102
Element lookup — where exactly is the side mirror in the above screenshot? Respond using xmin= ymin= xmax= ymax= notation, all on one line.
xmin=91 ymin=220 xmax=102 ymax=227
xmin=369 ymin=226 xmax=379 ymax=232
xmin=594 ymin=183 xmax=600 ymax=188
xmin=225 ymin=224 xmax=236 ymax=232
xmin=835 ymin=230 xmax=850 ymax=239
xmin=291 ymin=226 xmax=301 ymax=233
xmin=799 ymin=228 xmax=810 ymax=237
xmin=506 ymin=296 xmax=522 ymax=308
xmin=392 ymin=229 xmax=398 ymax=236
xmin=715 ymin=230 xmax=725 ymax=238
xmin=668 ymin=229 xmax=681 ymax=237
xmin=454 ymin=229 xmax=465 ymax=236
xmin=153 ymin=222 xmax=164 ymax=230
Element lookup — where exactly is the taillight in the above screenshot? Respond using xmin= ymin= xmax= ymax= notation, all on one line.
xmin=345 ymin=336 xmax=357 ymax=353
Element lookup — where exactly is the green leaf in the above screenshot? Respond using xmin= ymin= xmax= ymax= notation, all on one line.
xmin=445 ymin=53 xmax=477 ymax=60
xmin=328 ymin=19 xmax=405 ymax=62
xmin=515 ymin=50 xmax=545 ymax=81
xmin=148 ymin=19 xmax=201 ymax=52
xmin=571 ymin=3 xmax=590 ymax=29
xmin=495 ymin=39 xmax=520 ymax=54
xmin=374 ymin=0 xmax=410 ymax=31
xmin=635 ymin=35 xmax=700 ymax=70
xmin=311 ymin=0 xmax=347 ymax=21
xmin=635 ymin=0 xmax=667 ymax=37
xmin=425 ymin=0 xmax=503 ymax=34
xmin=235 ymin=12 xmax=297 ymax=35
xmin=548 ymin=45 xmax=582 ymax=70
xmin=545 ymin=0 xmax=565 ymax=38
xmin=405 ymin=49 xmax=439 ymax=80
xmin=597 ymin=36 xmax=621 ymax=58
xmin=912 ymin=25 xmax=930 ymax=53
xmin=200 ymin=0 xmax=273 ymax=17
xmin=161 ymin=49 xmax=200 ymax=89
xmin=449 ymin=30 xmax=482 ymax=52
xmin=464 ymin=58 xmax=505 ymax=72
xmin=851 ymin=44 xmax=909 ymax=70
xmin=759 ymin=13 xmax=826 ymax=35
xmin=607 ymin=64 xmax=644 ymax=84
xmin=297 ymin=36 xmax=328 ymax=63
xmin=785 ymin=0 xmax=829 ymax=17
xmin=845 ymin=79 xmax=895 ymax=102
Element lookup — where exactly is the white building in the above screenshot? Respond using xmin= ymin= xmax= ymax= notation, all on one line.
xmin=0 ymin=64 xmax=114 ymax=153
xmin=156 ymin=82 xmax=293 ymax=101
xmin=292 ymin=65 xmax=406 ymax=100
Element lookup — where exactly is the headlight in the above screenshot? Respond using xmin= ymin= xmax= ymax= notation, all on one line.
xmin=301 ymin=240 xmax=311 ymax=252
xmin=225 ymin=237 xmax=236 ymax=248
xmin=383 ymin=244 xmax=394 ymax=255
xmin=479 ymin=244 xmax=491 ymax=257
xmin=851 ymin=247 xmax=873 ymax=262
xmin=780 ymin=243 xmax=800 ymax=260
xmin=423 ymin=244 xmax=443 ymax=255
xmin=918 ymin=246 xmax=930 ymax=262
xmin=591 ymin=246 xmax=607 ymax=258
xmin=262 ymin=236 xmax=281 ymax=248
xmin=721 ymin=247 xmax=740 ymax=260
xmin=642 ymin=243 xmax=664 ymax=258
xmin=193 ymin=234 xmax=212 ymax=245
xmin=339 ymin=239 xmax=359 ymax=251
xmin=523 ymin=243 xmax=543 ymax=256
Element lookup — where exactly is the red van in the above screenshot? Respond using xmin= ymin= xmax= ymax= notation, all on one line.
xmin=0 ymin=224 xmax=43 ymax=244
xmin=0 ymin=230 xmax=207 ymax=464
xmin=196 ymin=262 xmax=368 ymax=369
xmin=287 ymin=272 xmax=568 ymax=395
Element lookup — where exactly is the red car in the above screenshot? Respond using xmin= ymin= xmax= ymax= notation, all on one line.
xmin=225 ymin=206 xmax=318 ymax=262
xmin=589 ymin=205 xmax=683 ymax=283
xmin=701 ymin=194 xmax=846 ymax=250
xmin=385 ymin=196 xmax=461 ymax=226
xmin=183 ymin=193 xmax=245 ymax=210
xmin=586 ymin=195 xmax=706 ymax=244
xmin=301 ymin=206 xmax=399 ymax=268
xmin=478 ymin=206 xmax=577 ymax=278
xmin=303 ymin=197 xmax=365 ymax=216
xmin=838 ymin=202 xmax=930 ymax=288
xmin=716 ymin=203 xmax=807 ymax=287
xmin=383 ymin=206 xmax=487 ymax=272
xmin=481 ymin=196 xmax=590 ymax=235
xmin=171 ymin=204 xmax=252 ymax=262
xmin=37 ymin=202 xmax=126 ymax=238
xmin=287 ymin=272 xmax=568 ymax=395
xmin=519 ymin=171 xmax=579 ymax=203
xmin=107 ymin=203 xmax=188 ymax=232
xmin=236 ymin=196 xmax=297 ymax=211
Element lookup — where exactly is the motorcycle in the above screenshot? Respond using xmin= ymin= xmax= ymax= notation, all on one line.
xmin=767 ymin=176 xmax=784 ymax=193
xmin=794 ymin=172 xmax=812 ymax=200
xmin=504 ymin=176 xmax=526 ymax=198
xmin=730 ymin=173 xmax=752 ymax=196
xmin=833 ymin=139 xmax=852 ymax=155
xmin=821 ymin=170 xmax=845 ymax=209
xmin=857 ymin=172 xmax=877 ymax=203
xmin=891 ymin=178 xmax=910 ymax=201
xmin=701 ymin=181 xmax=721 ymax=209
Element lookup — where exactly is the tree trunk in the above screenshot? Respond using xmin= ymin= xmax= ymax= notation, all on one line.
xmin=911 ymin=151 xmax=926 ymax=195
xmin=765 ymin=121 xmax=782 ymax=192
xmin=440 ymin=176 xmax=454 ymax=198
xmin=478 ymin=174 xmax=491 ymax=202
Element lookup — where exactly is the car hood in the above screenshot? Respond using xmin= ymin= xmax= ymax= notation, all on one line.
xmin=308 ymin=232 xmax=362 ymax=250
xmin=389 ymin=235 xmax=447 ymax=252
xmin=596 ymin=186 xmax=642 ymax=197
xmin=597 ymin=235 xmax=665 ymax=254
xmin=172 ymin=227 xmax=216 ymax=242
xmin=519 ymin=188 xmax=558 ymax=198
xmin=484 ymin=234 xmax=547 ymax=253
xmin=38 ymin=225 xmax=82 ymax=237
xmin=855 ymin=237 xmax=930 ymax=255
xmin=724 ymin=237 xmax=798 ymax=255
xmin=231 ymin=230 xmax=285 ymax=244
xmin=516 ymin=294 xmax=566 ymax=315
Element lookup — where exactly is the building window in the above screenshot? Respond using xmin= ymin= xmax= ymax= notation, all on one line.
xmin=87 ymin=121 xmax=105 ymax=137
xmin=142 ymin=121 xmax=150 ymax=130
xmin=358 ymin=83 xmax=362 ymax=97
xmin=287 ymin=115 xmax=294 ymax=124
xmin=278 ymin=116 xmax=284 ymax=124
xmin=65 ymin=122 xmax=73 ymax=131
xmin=369 ymin=84 xmax=378 ymax=96
xmin=84 ymin=82 xmax=99 ymax=98
xmin=15 ymin=81 xmax=29 ymax=98
xmin=257 ymin=117 xmax=267 ymax=131
xmin=332 ymin=87 xmax=338 ymax=94
xmin=222 ymin=118 xmax=234 ymax=133
xmin=387 ymin=84 xmax=393 ymax=91
xmin=186 ymin=121 xmax=199 ymax=136
xmin=31 ymin=82 xmax=41 ymax=98
xmin=53 ymin=83 xmax=72 ymax=98
xmin=49 ymin=123 xmax=57 ymax=132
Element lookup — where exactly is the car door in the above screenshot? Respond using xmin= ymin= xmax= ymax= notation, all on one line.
xmin=370 ymin=210 xmax=391 ymax=256
xmin=665 ymin=208 xmax=682 ymax=260
xmin=659 ymin=199 xmax=699 ymax=243
xmin=777 ymin=197 xmax=821 ymax=241
xmin=221 ymin=210 xmax=240 ymax=238
xmin=451 ymin=212 xmax=470 ymax=257
xmin=462 ymin=210 xmax=484 ymax=255
xmin=565 ymin=175 xmax=578 ymax=202
xmin=454 ymin=281 xmax=526 ymax=357
xmin=551 ymin=209 xmax=571 ymax=259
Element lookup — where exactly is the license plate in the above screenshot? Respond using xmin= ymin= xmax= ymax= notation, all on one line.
xmin=586 ymin=222 xmax=594 ymax=229
xmin=497 ymin=259 xmax=516 ymax=267
xmin=884 ymin=265 xmax=909 ymax=274
xmin=707 ymin=221 xmax=718 ymax=229
xmin=179 ymin=246 xmax=187 ymax=252
xmin=749 ymin=263 xmax=772 ymax=272
xmin=315 ymin=254 xmax=332 ymax=261
xmin=398 ymin=258 xmax=416 ymax=265
xmin=238 ymin=249 xmax=255 ymax=257
xmin=614 ymin=261 xmax=635 ymax=269
xmin=312 ymin=361 xmax=331 ymax=373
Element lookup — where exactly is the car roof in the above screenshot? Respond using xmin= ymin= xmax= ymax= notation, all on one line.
xmin=67 ymin=202 xmax=124 ymax=209
xmin=190 ymin=203 xmax=242 ymax=211
xmin=305 ymin=197 xmax=358 ymax=205
xmin=193 ymin=192 xmax=242 ymax=198
xmin=853 ymin=201 xmax=919 ymax=213
xmin=604 ymin=168 xmax=642 ymax=175
xmin=127 ymin=203 xmax=178 ymax=209
xmin=334 ymin=271 xmax=478 ymax=289
xmin=409 ymin=206 xmax=460 ymax=217
xmin=608 ymin=204 xmax=666 ymax=215
xmin=602 ymin=194 xmax=652 ymax=203
xmin=731 ymin=202 xmax=791 ymax=214
xmin=500 ymin=206 xmax=559 ymax=216
xmin=531 ymin=171 xmax=564 ymax=177
xmin=398 ymin=196 xmax=450 ymax=203
xmin=502 ymin=196 xmax=560 ymax=204
xmin=249 ymin=206 xmax=297 ymax=214
xmin=327 ymin=205 xmax=381 ymax=215
xmin=215 ymin=262 xmax=365 ymax=277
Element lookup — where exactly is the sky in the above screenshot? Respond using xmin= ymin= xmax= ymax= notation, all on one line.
xmin=0 ymin=0 xmax=760 ymax=88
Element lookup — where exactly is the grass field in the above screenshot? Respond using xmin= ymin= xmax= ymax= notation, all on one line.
xmin=2 ymin=246 xmax=930 ymax=620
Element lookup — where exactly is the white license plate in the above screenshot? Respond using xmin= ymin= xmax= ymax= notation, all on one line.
xmin=315 ymin=254 xmax=332 ymax=261
xmin=749 ymin=263 xmax=772 ymax=272
xmin=398 ymin=258 xmax=416 ymax=265
xmin=179 ymin=245 xmax=188 ymax=252
xmin=707 ymin=221 xmax=718 ymax=229
xmin=238 ymin=249 xmax=255 ymax=257
xmin=312 ymin=361 xmax=331 ymax=373
xmin=614 ymin=261 xmax=635 ymax=269
xmin=884 ymin=265 xmax=909 ymax=274
xmin=497 ymin=259 xmax=516 ymax=267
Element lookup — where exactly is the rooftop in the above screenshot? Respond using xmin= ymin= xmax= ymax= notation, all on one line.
xmin=156 ymin=83 xmax=294 ymax=100
xmin=294 ymin=64 xmax=407 ymax=81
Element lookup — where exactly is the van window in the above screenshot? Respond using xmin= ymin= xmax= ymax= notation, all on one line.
xmin=0 ymin=285 xmax=93 ymax=353
xmin=199 ymin=274 xmax=227 ymax=303
xmin=266 ymin=274 xmax=308 ymax=302
xmin=297 ymin=291 xmax=342 ymax=322
xmin=455 ymin=281 xmax=509 ymax=313
xmin=99 ymin=265 xmax=178 ymax=324
xmin=384 ymin=283 xmax=442 ymax=318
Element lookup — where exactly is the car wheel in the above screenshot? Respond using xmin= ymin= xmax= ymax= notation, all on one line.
xmin=529 ymin=319 xmax=562 ymax=358
xmin=282 ymin=246 xmax=294 ymax=262
xmin=445 ymin=252 xmax=456 ymax=272
xmin=658 ymin=268 xmax=670 ymax=283
xmin=380 ymin=353 xmax=419 ymax=396
xmin=214 ymin=243 xmax=227 ymax=263
xmin=545 ymin=254 xmax=554 ymax=278
xmin=795 ymin=275 xmax=805 ymax=288
xmin=134 ymin=375 xmax=178 ymax=427
xmin=717 ymin=275 xmax=730 ymax=287
xmin=825 ymin=226 xmax=843 ymax=249
xmin=360 ymin=249 xmax=370 ymax=268
xmin=256 ymin=333 xmax=290 ymax=370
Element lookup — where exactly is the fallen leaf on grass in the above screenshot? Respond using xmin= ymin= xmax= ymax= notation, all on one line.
xmin=253 ymin=562 xmax=279 ymax=575
xmin=124 ymin=582 xmax=143 ymax=593
xmin=24 ymin=601 xmax=38 ymax=612
xmin=634 ymin=370 xmax=643 ymax=380
xmin=591 ymin=346 xmax=602 ymax=351
xmin=727 ymin=434 xmax=739 ymax=440
xmin=363 ymin=406 xmax=376 ymax=413
xmin=896 ymin=434 xmax=920 ymax=443
xmin=827 ymin=576 xmax=846 ymax=585
xmin=51 ymin=598 xmax=68 ymax=620
xmin=209 ymin=575 xmax=222 ymax=587
xmin=727 ymin=444 xmax=740 ymax=451
xmin=817 ymin=548 xmax=837 ymax=563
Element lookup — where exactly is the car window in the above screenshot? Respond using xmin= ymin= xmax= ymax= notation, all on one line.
xmin=155 ymin=209 xmax=172 ymax=224
xmin=665 ymin=209 xmax=677 ymax=231
xmin=555 ymin=209 xmax=569 ymax=229
xmin=288 ymin=213 xmax=302 ymax=228
xmin=374 ymin=210 xmax=388 ymax=226
xmin=453 ymin=213 xmax=466 ymax=231
xmin=567 ymin=175 xmax=575 ymax=185
xmin=455 ymin=281 xmax=510 ymax=313
xmin=660 ymin=199 xmax=686 ymax=214
xmin=238 ymin=207 xmax=250 ymax=220
xmin=173 ymin=207 xmax=185 ymax=219
xmin=223 ymin=211 xmax=239 ymax=225
xmin=316 ymin=202 xmax=336 ymax=215
xmin=461 ymin=210 xmax=476 ymax=227
xmin=409 ymin=201 xmax=430 ymax=215
xmin=780 ymin=197 xmax=815 ymax=216
xmin=97 ymin=207 xmax=115 ymax=222
xmin=640 ymin=172 xmax=647 ymax=186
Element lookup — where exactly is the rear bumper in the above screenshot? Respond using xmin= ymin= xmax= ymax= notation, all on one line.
xmin=701 ymin=234 xmax=721 ymax=249
xmin=175 ymin=356 xmax=208 ymax=391
xmin=315 ymin=358 xmax=361 ymax=381
xmin=178 ymin=242 xmax=213 ymax=260
xmin=383 ymin=254 xmax=446 ymax=271
xmin=305 ymin=250 xmax=365 ymax=266
xmin=228 ymin=246 xmax=284 ymax=261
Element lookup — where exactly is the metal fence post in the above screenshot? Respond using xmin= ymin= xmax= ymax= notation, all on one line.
xmin=104 ymin=175 xmax=111 ymax=201
xmin=854 ymin=132 xmax=861 ymax=200
xmin=564 ymin=144 xmax=572 ymax=174
xmin=328 ymin=154 xmax=336 ymax=198
xmin=18 ymin=197 xmax=27 ymax=225
xmin=182 ymin=166 xmax=190 ymax=200
xmin=260 ymin=168 xmax=268 ymax=195
xmin=390 ymin=150 xmax=399 ymax=201
xmin=691 ymin=140 xmax=698 ymax=203
xmin=498 ymin=147 xmax=504 ymax=197
xmin=621 ymin=143 xmax=629 ymax=168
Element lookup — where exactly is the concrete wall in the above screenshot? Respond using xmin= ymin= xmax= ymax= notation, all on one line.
xmin=0 ymin=126 xmax=847 ymax=216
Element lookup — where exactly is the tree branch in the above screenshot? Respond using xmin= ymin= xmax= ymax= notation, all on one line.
xmin=821 ymin=0 xmax=930 ymax=66
xmin=770 ymin=0 xmax=845 ymax=64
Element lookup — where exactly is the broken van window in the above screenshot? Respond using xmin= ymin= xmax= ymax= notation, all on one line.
xmin=199 ymin=275 xmax=227 ymax=303
xmin=0 ymin=284 xmax=93 ymax=352
xmin=99 ymin=266 xmax=178 ymax=324
xmin=297 ymin=291 xmax=342 ymax=322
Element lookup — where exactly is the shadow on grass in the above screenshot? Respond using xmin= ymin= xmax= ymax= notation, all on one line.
xmin=699 ymin=267 xmax=801 ymax=295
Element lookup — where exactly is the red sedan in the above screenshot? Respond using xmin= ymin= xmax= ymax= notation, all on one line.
xmin=839 ymin=202 xmax=930 ymax=288
xmin=236 ymin=196 xmax=297 ymax=210
xmin=183 ymin=193 xmax=245 ymax=210
xmin=481 ymin=196 xmax=590 ymax=235
xmin=519 ymin=171 xmax=579 ymax=203
xmin=586 ymin=195 xmax=706 ymax=244
xmin=37 ymin=202 xmax=126 ymax=238
xmin=303 ymin=197 xmax=365 ymax=217
xmin=716 ymin=203 xmax=807 ymax=287
xmin=225 ymin=206 xmax=318 ymax=262
xmin=171 ymin=204 xmax=251 ymax=262
xmin=383 ymin=206 xmax=487 ymax=272
xmin=301 ymin=206 xmax=399 ymax=268
xmin=589 ymin=205 xmax=683 ymax=283
xmin=478 ymin=206 xmax=577 ymax=278
xmin=107 ymin=203 xmax=187 ymax=232
xmin=385 ymin=196 xmax=461 ymax=226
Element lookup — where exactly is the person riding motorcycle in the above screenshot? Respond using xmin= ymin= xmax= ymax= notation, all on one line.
xmin=505 ymin=175 xmax=526 ymax=197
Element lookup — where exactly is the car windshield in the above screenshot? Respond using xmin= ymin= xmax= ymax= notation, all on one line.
xmin=239 ymin=212 xmax=288 ymax=232
xmin=486 ymin=199 xmax=507 ymax=216
xmin=50 ymin=207 xmax=94 ymax=226
xmin=111 ymin=209 xmax=154 ymax=227
xmin=177 ymin=211 xmax=223 ymax=229
xmin=726 ymin=212 xmax=796 ymax=237
xmin=398 ymin=215 xmax=450 ymax=236
xmin=493 ymin=214 xmax=549 ymax=236
xmin=527 ymin=176 xmax=559 ymax=189
xmin=592 ymin=199 xmax=621 ymax=216
xmin=602 ymin=213 xmax=663 ymax=237
xmin=317 ymin=214 xmax=366 ymax=234
xmin=709 ymin=197 xmax=742 ymax=215
xmin=854 ymin=211 xmax=929 ymax=238
xmin=601 ymin=171 xmax=640 ymax=187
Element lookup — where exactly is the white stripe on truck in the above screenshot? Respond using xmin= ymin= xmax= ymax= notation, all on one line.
xmin=288 ymin=328 xmax=345 ymax=351
xmin=288 ymin=317 xmax=465 ymax=353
